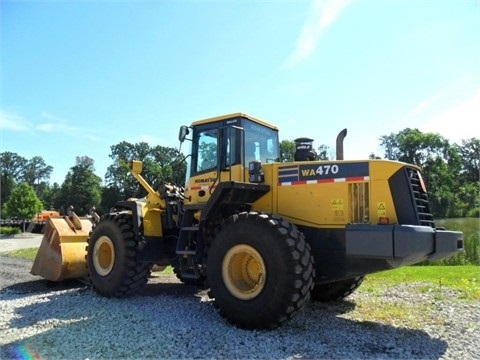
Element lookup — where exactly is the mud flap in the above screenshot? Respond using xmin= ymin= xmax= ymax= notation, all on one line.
xmin=30 ymin=216 xmax=94 ymax=281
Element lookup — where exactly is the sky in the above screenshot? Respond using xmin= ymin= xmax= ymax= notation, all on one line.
xmin=1 ymin=0 xmax=479 ymax=185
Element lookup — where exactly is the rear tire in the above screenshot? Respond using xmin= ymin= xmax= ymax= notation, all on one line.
xmin=87 ymin=213 xmax=151 ymax=297
xmin=207 ymin=212 xmax=314 ymax=330
xmin=311 ymin=276 xmax=364 ymax=302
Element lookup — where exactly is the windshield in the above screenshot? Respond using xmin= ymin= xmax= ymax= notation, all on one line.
xmin=189 ymin=116 xmax=280 ymax=177
xmin=243 ymin=119 xmax=279 ymax=164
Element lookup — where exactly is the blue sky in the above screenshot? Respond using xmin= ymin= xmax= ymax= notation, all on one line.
xmin=1 ymin=0 xmax=479 ymax=185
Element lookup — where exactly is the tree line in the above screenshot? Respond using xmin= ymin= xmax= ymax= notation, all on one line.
xmin=1 ymin=128 xmax=479 ymax=222
xmin=1 ymin=142 xmax=186 ymax=220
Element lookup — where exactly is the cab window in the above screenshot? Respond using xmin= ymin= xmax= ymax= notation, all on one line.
xmin=196 ymin=129 xmax=218 ymax=172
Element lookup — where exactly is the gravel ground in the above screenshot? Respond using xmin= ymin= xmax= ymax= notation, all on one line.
xmin=0 ymin=233 xmax=42 ymax=253
xmin=0 ymin=254 xmax=479 ymax=360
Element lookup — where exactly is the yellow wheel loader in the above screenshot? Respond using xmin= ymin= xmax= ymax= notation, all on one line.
xmin=32 ymin=113 xmax=463 ymax=330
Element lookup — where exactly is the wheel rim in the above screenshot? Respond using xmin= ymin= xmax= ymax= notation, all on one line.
xmin=93 ymin=235 xmax=115 ymax=276
xmin=222 ymin=244 xmax=266 ymax=300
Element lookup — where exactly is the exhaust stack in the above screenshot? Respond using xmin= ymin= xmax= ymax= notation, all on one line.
xmin=336 ymin=128 xmax=347 ymax=160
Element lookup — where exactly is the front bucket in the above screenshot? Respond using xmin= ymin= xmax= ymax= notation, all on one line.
xmin=31 ymin=216 xmax=93 ymax=281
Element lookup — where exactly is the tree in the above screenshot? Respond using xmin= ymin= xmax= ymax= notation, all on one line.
xmin=1 ymin=152 xmax=55 ymax=210
xmin=102 ymin=141 xmax=186 ymax=212
xmin=380 ymin=128 xmax=452 ymax=165
xmin=104 ymin=141 xmax=150 ymax=201
xmin=22 ymin=156 xmax=53 ymax=186
xmin=0 ymin=152 xmax=28 ymax=179
xmin=22 ymin=156 xmax=54 ymax=207
xmin=0 ymin=152 xmax=28 ymax=207
xmin=2 ymin=182 xmax=43 ymax=221
xmin=317 ymin=144 xmax=330 ymax=160
xmin=41 ymin=182 xmax=60 ymax=210
xmin=150 ymin=144 xmax=188 ymax=186
xmin=457 ymin=138 xmax=479 ymax=184
xmin=379 ymin=128 xmax=468 ymax=217
xmin=280 ymin=140 xmax=295 ymax=162
xmin=55 ymin=156 xmax=102 ymax=215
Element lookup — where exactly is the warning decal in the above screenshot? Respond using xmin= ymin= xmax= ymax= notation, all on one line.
xmin=377 ymin=202 xmax=386 ymax=216
xmin=331 ymin=199 xmax=344 ymax=211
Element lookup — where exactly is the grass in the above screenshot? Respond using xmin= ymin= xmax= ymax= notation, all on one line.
xmin=0 ymin=226 xmax=22 ymax=235
xmin=344 ymin=298 xmax=439 ymax=329
xmin=339 ymin=265 xmax=480 ymax=328
xmin=4 ymin=247 xmax=39 ymax=260
xmin=362 ymin=265 xmax=480 ymax=300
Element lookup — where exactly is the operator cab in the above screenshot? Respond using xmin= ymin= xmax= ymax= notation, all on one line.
xmin=181 ymin=113 xmax=280 ymax=177
xmin=179 ymin=113 xmax=279 ymax=204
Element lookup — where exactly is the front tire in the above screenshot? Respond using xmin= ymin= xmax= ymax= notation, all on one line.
xmin=87 ymin=213 xmax=151 ymax=297
xmin=207 ymin=212 xmax=314 ymax=330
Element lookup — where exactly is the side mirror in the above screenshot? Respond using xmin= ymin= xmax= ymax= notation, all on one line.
xmin=178 ymin=125 xmax=190 ymax=142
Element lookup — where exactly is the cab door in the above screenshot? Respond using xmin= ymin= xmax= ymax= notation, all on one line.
xmin=184 ymin=125 xmax=245 ymax=206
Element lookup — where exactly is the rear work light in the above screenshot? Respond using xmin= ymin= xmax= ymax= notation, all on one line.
xmin=417 ymin=171 xmax=427 ymax=193
xmin=379 ymin=217 xmax=389 ymax=225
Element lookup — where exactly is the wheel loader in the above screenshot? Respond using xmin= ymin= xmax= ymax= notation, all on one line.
xmin=31 ymin=112 xmax=463 ymax=330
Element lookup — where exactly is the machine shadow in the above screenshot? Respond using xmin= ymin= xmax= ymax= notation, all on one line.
xmin=1 ymin=273 xmax=201 ymax=298
xmin=1 ymin=278 xmax=86 ymax=297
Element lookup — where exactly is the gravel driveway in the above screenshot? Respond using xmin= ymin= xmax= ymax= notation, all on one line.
xmin=0 ymin=233 xmax=42 ymax=253
xmin=0 ymin=238 xmax=478 ymax=359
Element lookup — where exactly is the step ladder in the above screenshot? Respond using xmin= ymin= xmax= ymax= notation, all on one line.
xmin=176 ymin=209 xmax=202 ymax=282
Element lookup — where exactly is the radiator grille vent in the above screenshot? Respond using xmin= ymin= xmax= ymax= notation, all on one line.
xmin=349 ymin=182 xmax=369 ymax=224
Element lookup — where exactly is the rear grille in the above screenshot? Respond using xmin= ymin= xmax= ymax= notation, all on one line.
xmin=349 ymin=182 xmax=369 ymax=224
xmin=406 ymin=168 xmax=435 ymax=228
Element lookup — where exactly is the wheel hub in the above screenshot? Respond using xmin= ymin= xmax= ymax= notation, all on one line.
xmin=222 ymin=244 xmax=266 ymax=300
xmin=93 ymin=235 xmax=115 ymax=276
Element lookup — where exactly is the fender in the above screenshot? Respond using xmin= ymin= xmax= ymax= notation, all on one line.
xmin=110 ymin=200 xmax=165 ymax=262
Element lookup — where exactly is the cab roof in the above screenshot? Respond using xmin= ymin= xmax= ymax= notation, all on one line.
xmin=191 ymin=112 xmax=279 ymax=131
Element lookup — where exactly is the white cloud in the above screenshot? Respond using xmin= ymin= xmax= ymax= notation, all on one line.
xmin=36 ymin=113 xmax=78 ymax=133
xmin=0 ymin=110 xmax=101 ymax=143
xmin=36 ymin=122 xmax=69 ymax=133
xmin=0 ymin=110 xmax=30 ymax=131
xmin=402 ymin=89 xmax=445 ymax=121
xmin=34 ymin=111 xmax=102 ymax=142
xmin=283 ymin=0 xmax=352 ymax=69
xmin=40 ymin=111 xmax=56 ymax=120
xmin=402 ymin=86 xmax=480 ymax=143
xmin=421 ymin=88 xmax=480 ymax=143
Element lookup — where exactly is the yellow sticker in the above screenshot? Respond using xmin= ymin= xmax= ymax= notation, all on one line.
xmin=377 ymin=202 xmax=386 ymax=216
xmin=331 ymin=199 xmax=344 ymax=211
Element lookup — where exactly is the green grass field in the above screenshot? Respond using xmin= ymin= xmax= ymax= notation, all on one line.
xmin=4 ymin=247 xmax=38 ymax=261
xmin=363 ymin=265 xmax=480 ymax=300
xmin=341 ymin=265 xmax=479 ymax=328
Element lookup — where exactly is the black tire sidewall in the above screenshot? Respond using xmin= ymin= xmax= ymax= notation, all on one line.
xmin=207 ymin=213 xmax=310 ymax=327
xmin=87 ymin=217 xmax=128 ymax=295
